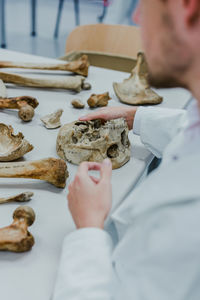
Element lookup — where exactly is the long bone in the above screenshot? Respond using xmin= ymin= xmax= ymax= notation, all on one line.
xmin=0 ymin=55 xmax=90 ymax=77
xmin=0 ymin=192 xmax=33 ymax=204
xmin=0 ymin=206 xmax=35 ymax=252
xmin=0 ymin=96 xmax=39 ymax=121
xmin=0 ymin=72 xmax=86 ymax=92
xmin=0 ymin=158 xmax=68 ymax=188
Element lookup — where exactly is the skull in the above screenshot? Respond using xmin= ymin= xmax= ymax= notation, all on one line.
xmin=56 ymin=118 xmax=131 ymax=169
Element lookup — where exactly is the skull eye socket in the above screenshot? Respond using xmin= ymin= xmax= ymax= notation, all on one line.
xmin=121 ymin=130 xmax=130 ymax=147
xmin=107 ymin=144 xmax=118 ymax=158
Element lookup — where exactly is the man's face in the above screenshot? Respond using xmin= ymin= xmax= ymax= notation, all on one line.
xmin=135 ymin=0 xmax=193 ymax=88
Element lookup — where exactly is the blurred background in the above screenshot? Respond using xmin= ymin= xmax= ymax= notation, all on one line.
xmin=0 ymin=0 xmax=138 ymax=57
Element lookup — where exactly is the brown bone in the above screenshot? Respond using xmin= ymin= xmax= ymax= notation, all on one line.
xmin=0 ymin=206 xmax=35 ymax=252
xmin=0 ymin=158 xmax=68 ymax=188
xmin=0 ymin=55 xmax=89 ymax=77
xmin=0 ymin=96 xmax=39 ymax=121
xmin=0 ymin=192 xmax=33 ymax=204
xmin=0 ymin=72 xmax=85 ymax=92
xmin=87 ymin=92 xmax=111 ymax=108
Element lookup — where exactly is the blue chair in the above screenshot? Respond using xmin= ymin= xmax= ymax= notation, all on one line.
xmin=54 ymin=0 xmax=80 ymax=39
xmin=0 ymin=0 xmax=37 ymax=48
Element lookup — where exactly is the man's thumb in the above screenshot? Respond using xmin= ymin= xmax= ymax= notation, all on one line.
xmin=101 ymin=159 xmax=112 ymax=181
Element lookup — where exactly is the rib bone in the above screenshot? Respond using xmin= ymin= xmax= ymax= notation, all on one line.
xmin=0 ymin=72 xmax=85 ymax=92
xmin=0 ymin=158 xmax=68 ymax=188
xmin=0 ymin=206 xmax=35 ymax=252
xmin=0 ymin=192 xmax=33 ymax=204
xmin=0 ymin=55 xmax=89 ymax=77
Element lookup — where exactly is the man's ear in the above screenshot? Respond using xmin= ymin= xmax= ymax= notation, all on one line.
xmin=183 ymin=0 xmax=200 ymax=25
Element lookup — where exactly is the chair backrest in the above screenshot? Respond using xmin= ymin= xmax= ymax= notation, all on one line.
xmin=65 ymin=24 xmax=142 ymax=58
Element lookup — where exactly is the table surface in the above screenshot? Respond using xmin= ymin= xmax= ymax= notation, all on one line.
xmin=0 ymin=49 xmax=192 ymax=300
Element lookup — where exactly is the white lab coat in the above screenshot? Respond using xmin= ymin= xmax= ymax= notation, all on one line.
xmin=53 ymin=101 xmax=200 ymax=300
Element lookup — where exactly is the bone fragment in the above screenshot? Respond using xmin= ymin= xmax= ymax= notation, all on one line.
xmin=0 ymin=123 xmax=33 ymax=161
xmin=0 ymin=72 xmax=85 ymax=92
xmin=57 ymin=118 xmax=130 ymax=169
xmin=0 ymin=206 xmax=35 ymax=252
xmin=82 ymin=82 xmax=92 ymax=90
xmin=71 ymin=99 xmax=85 ymax=109
xmin=0 ymin=79 xmax=7 ymax=97
xmin=0 ymin=192 xmax=33 ymax=204
xmin=0 ymin=55 xmax=90 ymax=77
xmin=0 ymin=96 xmax=39 ymax=121
xmin=41 ymin=109 xmax=63 ymax=129
xmin=87 ymin=92 xmax=111 ymax=108
xmin=113 ymin=52 xmax=163 ymax=105
xmin=0 ymin=158 xmax=68 ymax=188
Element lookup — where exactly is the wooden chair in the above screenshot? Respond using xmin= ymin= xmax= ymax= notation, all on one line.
xmin=65 ymin=24 xmax=142 ymax=57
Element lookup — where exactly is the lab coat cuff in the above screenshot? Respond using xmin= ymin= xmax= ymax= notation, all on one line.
xmin=63 ymin=227 xmax=113 ymax=251
xmin=133 ymin=107 xmax=146 ymax=135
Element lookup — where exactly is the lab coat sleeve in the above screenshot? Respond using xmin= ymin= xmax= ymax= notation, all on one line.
xmin=114 ymin=198 xmax=200 ymax=300
xmin=133 ymin=107 xmax=187 ymax=157
xmin=52 ymin=228 xmax=114 ymax=300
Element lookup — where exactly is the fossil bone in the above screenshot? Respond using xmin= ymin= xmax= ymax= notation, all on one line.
xmin=41 ymin=109 xmax=63 ymax=129
xmin=87 ymin=92 xmax=111 ymax=108
xmin=0 ymin=158 xmax=68 ymax=188
xmin=0 ymin=72 xmax=85 ymax=92
xmin=57 ymin=118 xmax=130 ymax=169
xmin=0 ymin=206 xmax=35 ymax=252
xmin=0 ymin=95 xmax=39 ymax=121
xmin=113 ymin=52 xmax=163 ymax=105
xmin=0 ymin=192 xmax=33 ymax=204
xmin=71 ymin=99 xmax=85 ymax=109
xmin=0 ymin=123 xmax=33 ymax=161
xmin=0 ymin=55 xmax=90 ymax=77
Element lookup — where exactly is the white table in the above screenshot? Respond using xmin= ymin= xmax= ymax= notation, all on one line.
xmin=0 ymin=49 xmax=192 ymax=300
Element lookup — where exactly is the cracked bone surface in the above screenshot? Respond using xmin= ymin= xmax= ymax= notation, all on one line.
xmin=0 ymin=206 xmax=35 ymax=252
xmin=0 ymin=123 xmax=33 ymax=161
xmin=0 ymin=55 xmax=90 ymax=77
xmin=41 ymin=109 xmax=63 ymax=129
xmin=0 ymin=95 xmax=39 ymax=121
xmin=113 ymin=52 xmax=163 ymax=105
xmin=0 ymin=72 xmax=85 ymax=92
xmin=57 ymin=118 xmax=131 ymax=169
xmin=0 ymin=158 xmax=68 ymax=188
xmin=87 ymin=92 xmax=111 ymax=108
xmin=0 ymin=192 xmax=33 ymax=204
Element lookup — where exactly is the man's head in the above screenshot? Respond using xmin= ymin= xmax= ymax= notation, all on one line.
xmin=134 ymin=0 xmax=200 ymax=90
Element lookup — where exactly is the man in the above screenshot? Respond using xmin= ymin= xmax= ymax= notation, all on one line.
xmin=53 ymin=0 xmax=200 ymax=299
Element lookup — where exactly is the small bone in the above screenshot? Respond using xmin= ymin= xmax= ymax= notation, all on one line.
xmin=87 ymin=92 xmax=111 ymax=108
xmin=0 ymin=158 xmax=68 ymax=188
xmin=71 ymin=99 xmax=85 ymax=109
xmin=113 ymin=52 xmax=163 ymax=105
xmin=41 ymin=109 xmax=63 ymax=129
xmin=0 ymin=123 xmax=33 ymax=161
xmin=0 ymin=96 xmax=39 ymax=121
xmin=0 ymin=55 xmax=90 ymax=77
xmin=0 ymin=206 xmax=35 ymax=252
xmin=82 ymin=82 xmax=92 ymax=90
xmin=0 ymin=192 xmax=33 ymax=204
xmin=0 ymin=72 xmax=85 ymax=92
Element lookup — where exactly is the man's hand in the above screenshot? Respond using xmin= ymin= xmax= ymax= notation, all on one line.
xmin=79 ymin=106 xmax=138 ymax=130
xmin=67 ymin=159 xmax=112 ymax=229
